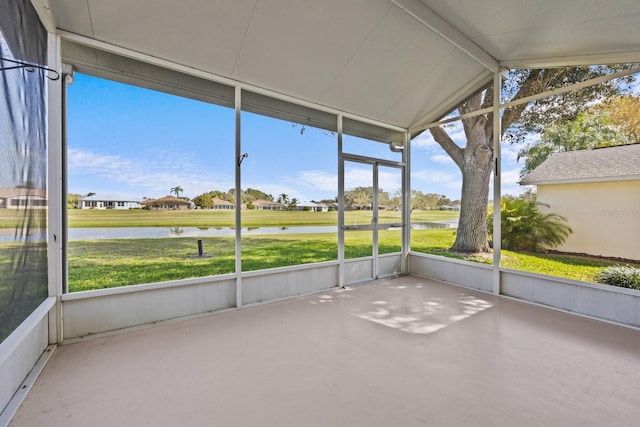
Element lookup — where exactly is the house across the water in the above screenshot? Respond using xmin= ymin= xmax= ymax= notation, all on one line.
xmin=0 ymin=187 xmax=48 ymax=209
xmin=78 ymin=194 xmax=141 ymax=210
xmin=141 ymin=196 xmax=193 ymax=210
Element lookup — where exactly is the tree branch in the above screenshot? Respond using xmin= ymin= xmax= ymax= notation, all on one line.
xmin=501 ymin=70 xmax=543 ymax=134
xmin=459 ymin=91 xmax=484 ymax=141
xmin=429 ymin=125 xmax=464 ymax=169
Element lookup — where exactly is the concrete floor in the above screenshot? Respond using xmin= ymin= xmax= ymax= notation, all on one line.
xmin=9 ymin=276 xmax=640 ymax=426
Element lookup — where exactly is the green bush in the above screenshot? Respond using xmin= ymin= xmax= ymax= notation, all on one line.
xmin=596 ymin=265 xmax=640 ymax=290
xmin=488 ymin=194 xmax=572 ymax=252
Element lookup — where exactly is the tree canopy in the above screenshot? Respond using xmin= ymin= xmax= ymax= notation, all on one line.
xmin=410 ymin=190 xmax=455 ymax=211
xmin=192 ymin=188 xmax=275 ymax=208
xmin=427 ymin=65 xmax=635 ymax=253
xmin=518 ymin=94 xmax=640 ymax=177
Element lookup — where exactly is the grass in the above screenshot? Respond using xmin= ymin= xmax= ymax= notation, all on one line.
xmin=63 ymin=208 xmax=437 ymax=228
xmin=62 ymin=208 xmax=459 ymax=228
xmin=410 ymin=229 xmax=637 ymax=283
xmin=67 ymin=230 xmax=407 ymax=291
xmin=0 ymin=242 xmax=48 ymax=342
xmin=0 ymin=209 xmax=47 ymax=229
xmin=499 ymin=250 xmax=617 ymax=283
xmin=65 ymin=227 xmax=637 ymax=292
xmin=3 ymin=209 xmax=635 ymax=293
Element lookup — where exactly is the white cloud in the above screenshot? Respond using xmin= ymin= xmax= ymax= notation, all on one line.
xmin=68 ymin=148 xmax=233 ymax=198
xmin=431 ymin=154 xmax=455 ymax=165
xmin=500 ymin=143 xmax=521 ymax=163
xmin=492 ymin=168 xmax=526 ymax=197
xmin=344 ymin=167 xmax=372 ymax=189
xmin=411 ymin=133 xmax=437 ymax=150
xmin=342 ymin=167 xmax=402 ymax=194
xmin=411 ymin=169 xmax=461 ymax=197
xmin=378 ymin=169 xmax=402 ymax=194
xmin=444 ymin=124 xmax=465 ymax=143
xmin=295 ymin=170 xmax=337 ymax=192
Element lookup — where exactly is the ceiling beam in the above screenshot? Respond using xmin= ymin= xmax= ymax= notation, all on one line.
xmin=390 ymin=0 xmax=499 ymax=73
xmin=501 ymin=51 xmax=640 ymax=69
xmin=30 ymin=0 xmax=56 ymax=34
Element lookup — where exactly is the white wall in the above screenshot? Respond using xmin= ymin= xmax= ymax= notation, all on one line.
xmin=408 ymin=252 xmax=640 ymax=328
xmin=0 ymin=299 xmax=54 ymax=421
xmin=242 ymin=262 xmax=338 ymax=305
xmin=62 ymin=277 xmax=236 ymax=340
xmin=409 ymin=253 xmax=493 ymax=293
xmin=501 ymin=268 xmax=640 ymax=327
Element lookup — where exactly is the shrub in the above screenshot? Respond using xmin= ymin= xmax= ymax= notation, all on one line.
xmin=596 ymin=265 xmax=640 ymax=290
xmin=487 ymin=194 xmax=572 ymax=252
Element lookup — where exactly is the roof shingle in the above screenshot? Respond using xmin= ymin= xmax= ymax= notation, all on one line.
xmin=519 ymin=143 xmax=640 ymax=185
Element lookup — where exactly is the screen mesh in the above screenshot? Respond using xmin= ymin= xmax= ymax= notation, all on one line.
xmin=0 ymin=0 xmax=49 ymax=343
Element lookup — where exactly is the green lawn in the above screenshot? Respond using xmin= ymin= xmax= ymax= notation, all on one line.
xmin=63 ymin=208 xmax=457 ymax=228
xmin=0 ymin=242 xmax=48 ymax=342
xmin=65 ymin=227 xmax=636 ymax=292
xmin=67 ymin=230 xmax=407 ymax=292
xmin=0 ymin=209 xmax=47 ymax=229
xmin=410 ymin=229 xmax=634 ymax=283
xmin=2 ymin=209 xmax=634 ymax=293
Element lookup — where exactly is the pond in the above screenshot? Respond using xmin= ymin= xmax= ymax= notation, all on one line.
xmin=0 ymin=221 xmax=458 ymax=242
xmin=66 ymin=220 xmax=458 ymax=241
xmin=0 ymin=228 xmax=47 ymax=243
xmin=67 ymin=225 xmax=337 ymax=241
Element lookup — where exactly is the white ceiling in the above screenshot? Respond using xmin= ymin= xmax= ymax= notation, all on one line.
xmin=44 ymin=0 xmax=640 ymax=130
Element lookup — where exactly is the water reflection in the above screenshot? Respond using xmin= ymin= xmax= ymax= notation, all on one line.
xmin=0 ymin=228 xmax=47 ymax=242
xmin=411 ymin=221 xmax=458 ymax=230
xmin=58 ymin=220 xmax=458 ymax=241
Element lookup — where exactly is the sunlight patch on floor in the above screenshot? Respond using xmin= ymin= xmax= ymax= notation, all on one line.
xmin=354 ymin=290 xmax=493 ymax=334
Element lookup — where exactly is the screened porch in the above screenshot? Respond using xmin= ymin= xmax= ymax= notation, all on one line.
xmin=1 ymin=1 xmax=639 ymax=426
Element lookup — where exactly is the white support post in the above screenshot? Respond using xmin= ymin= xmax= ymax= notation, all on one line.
xmin=234 ymin=86 xmax=242 ymax=308
xmin=492 ymin=72 xmax=502 ymax=295
xmin=337 ymin=115 xmax=345 ymax=287
xmin=47 ymin=33 xmax=64 ymax=344
xmin=372 ymin=163 xmax=379 ymax=279
xmin=403 ymin=132 xmax=411 ymax=273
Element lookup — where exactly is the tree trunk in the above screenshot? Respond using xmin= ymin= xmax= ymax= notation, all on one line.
xmin=452 ymin=153 xmax=492 ymax=252
xmin=430 ymin=102 xmax=494 ymax=253
xmin=425 ymin=67 xmax=622 ymax=253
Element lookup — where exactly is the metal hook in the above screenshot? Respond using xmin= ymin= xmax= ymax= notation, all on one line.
xmin=0 ymin=57 xmax=60 ymax=81
xmin=238 ymin=153 xmax=248 ymax=166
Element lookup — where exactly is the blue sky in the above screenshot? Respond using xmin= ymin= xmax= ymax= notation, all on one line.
xmin=67 ymin=73 xmax=638 ymax=202
xmin=69 ymin=74 xmax=424 ymax=201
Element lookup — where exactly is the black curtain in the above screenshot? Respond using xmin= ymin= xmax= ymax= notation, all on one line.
xmin=0 ymin=0 xmax=49 ymax=343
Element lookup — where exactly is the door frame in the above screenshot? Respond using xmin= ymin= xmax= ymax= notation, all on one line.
xmin=340 ymin=153 xmax=405 ymax=284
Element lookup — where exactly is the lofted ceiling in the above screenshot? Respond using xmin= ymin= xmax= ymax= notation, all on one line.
xmin=41 ymin=0 xmax=640 ymax=130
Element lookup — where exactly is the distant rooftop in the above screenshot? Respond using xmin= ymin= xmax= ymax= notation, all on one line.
xmin=0 ymin=187 xmax=47 ymax=198
xmin=519 ymin=143 xmax=640 ymax=185
xmin=82 ymin=194 xmax=140 ymax=202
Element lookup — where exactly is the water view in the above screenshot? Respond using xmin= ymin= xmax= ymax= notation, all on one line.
xmin=64 ymin=221 xmax=458 ymax=241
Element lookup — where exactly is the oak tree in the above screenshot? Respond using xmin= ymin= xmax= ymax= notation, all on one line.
xmin=428 ymin=66 xmax=633 ymax=253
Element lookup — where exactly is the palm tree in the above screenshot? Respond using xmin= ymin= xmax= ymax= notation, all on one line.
xmin=488 ymin=194 xmax=572 ymax=252
xmin=170 ymin=186 xmax=184 ymax=198
xmin=278 ymin=193 xmax=289 ymax=204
